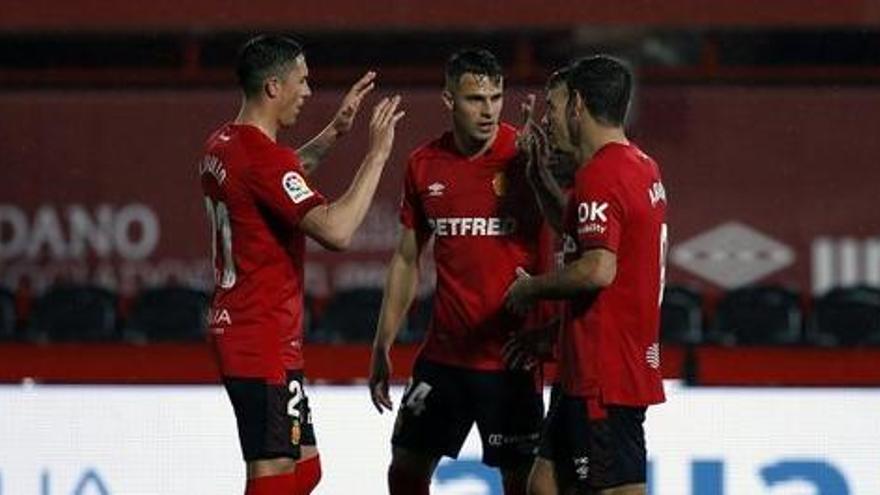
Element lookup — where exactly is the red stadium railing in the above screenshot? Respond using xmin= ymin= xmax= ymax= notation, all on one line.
xmin=1 ymin=343 xmax=878 ymax=387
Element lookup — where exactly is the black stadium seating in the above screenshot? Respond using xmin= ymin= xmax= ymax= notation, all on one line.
xmin=660 ymin=285 xmax=704 ymax=344
xmin=810 ymin=286 xmax=880 ymax=346
xmin=309 ymin=288 xmax=434 ymax=344
xmin=400 ymin=294 xmax=433 ymax=344
xmin=26 ymin=285 xmax=118 ymax=342
xmin=711 ymin=285 xmax=803 ymax=345
xmin=8 ymin=282 xmax=880 ymax=348
xmin=310 ymin=288 xmax=385 ymax=343
xmin=123 ymin=287 xmax=209 ymax=343
xmin=0 ymin=288 xmax=16 ymax=340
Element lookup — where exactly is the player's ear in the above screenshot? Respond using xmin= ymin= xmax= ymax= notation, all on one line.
xmin=441 ymin=90 xmax=454 ymax=111
xmin=265 ymin=76 xmax=281 ymax=99
xmin=572 ymin=90 xmax=585 ymax=118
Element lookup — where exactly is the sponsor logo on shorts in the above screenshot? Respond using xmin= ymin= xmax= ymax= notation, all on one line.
xmin=487 ymin=432 xmax=540 ymax=447
xmin=290 ymin=419 xmax=302 ymax=446
xmin=573 ymin=456 xmax=590 ymax=480
xmin=282 ymin=171 xmax=315 ymax=204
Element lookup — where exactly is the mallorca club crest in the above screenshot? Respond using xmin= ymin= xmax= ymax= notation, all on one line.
xmin=492 ymin=171 xmax=507 ymax=196
xmin=290 ymin=419 xmax=302 ymax=446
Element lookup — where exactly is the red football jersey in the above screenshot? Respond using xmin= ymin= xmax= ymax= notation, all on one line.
xmin=200 ymin=123 xmax=325 ymax=382
xmin=559 ymin=142 xmax=667 ymax=405
xmin=401 ymin=123 xmax=550 ymax=370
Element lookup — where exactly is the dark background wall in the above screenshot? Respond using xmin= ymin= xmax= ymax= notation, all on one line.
xmin=3 ymin=85 xmax=878 ymax=298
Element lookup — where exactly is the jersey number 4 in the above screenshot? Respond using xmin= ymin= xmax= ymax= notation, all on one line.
xmin=204 ymin=197 xmax=237 ymax=289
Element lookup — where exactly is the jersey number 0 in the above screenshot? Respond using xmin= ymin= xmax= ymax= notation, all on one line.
xmin=204 ymin=197 xmax=237 ymax=289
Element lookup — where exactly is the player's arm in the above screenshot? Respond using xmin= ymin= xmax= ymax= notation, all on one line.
xmin=502 ymin=314 xmax=559 ymax=370
xmin=526 ymin=120 xmax=566 ymax=234
xmin=505 ymin=248 xmax=616 ymax=314
xmin=526 ymin=143 xmax=567 ymax=234
xmin=299 ymin=96 xmax=404 ymax=251
xmin=296 ymin=71 xmax=376 ymax=174
xmin=518 ymin=101 xmax=566 ymax=233
xmin=369 ymin=227 xmax=423 ymax=412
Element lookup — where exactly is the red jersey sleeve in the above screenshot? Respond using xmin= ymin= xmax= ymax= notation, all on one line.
xmin=246 ymin=148 xmax=326 ymax=226
xmin=574 ymin=162 xmax=624 ymax=252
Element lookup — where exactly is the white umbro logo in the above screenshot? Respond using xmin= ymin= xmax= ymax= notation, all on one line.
xmin=428 ymin=182 xmax=446 ymax=197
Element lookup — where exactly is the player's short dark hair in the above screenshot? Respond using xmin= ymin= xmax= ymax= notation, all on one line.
xmin=566 ymin=55 xmax=633 ymax=127
xmin=236 ymin=34 xmax=305 ymax=98
xmin=445 ymin=49 xmax=503 ymax=89
xmin=546 ymin=67 xmax=570 ymax=91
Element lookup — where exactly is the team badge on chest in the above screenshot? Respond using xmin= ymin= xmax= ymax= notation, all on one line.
xmin=492 ymin=171 xmax=507 ymax=196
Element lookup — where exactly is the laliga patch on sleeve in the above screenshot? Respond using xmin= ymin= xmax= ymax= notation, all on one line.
xmin=281 ymin=171 xmax=315 ymax=204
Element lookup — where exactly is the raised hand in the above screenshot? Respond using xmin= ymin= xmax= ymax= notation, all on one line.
xmin=525 ymin=119 xmax=552 ymax=184
xmin=516 ymin=93 xmax=537 ymax=153
xmin=367 ymin=95 xmax=405 ymax=163
xmin=331 ymin=71 xmax=377 ymax=136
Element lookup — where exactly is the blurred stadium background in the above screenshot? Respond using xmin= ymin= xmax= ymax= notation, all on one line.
xmin=1 ymin=1 xmax=880 ymax=494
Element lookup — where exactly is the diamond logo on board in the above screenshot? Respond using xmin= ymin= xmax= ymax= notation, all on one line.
xmin=671 ymin=221 xmax=794 ymax=289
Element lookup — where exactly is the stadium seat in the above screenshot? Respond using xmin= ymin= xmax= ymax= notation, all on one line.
xmin=302 ymin=294 xmax=316 ymax=334
xmin=26 ymin=285 xmax=118 ymax=342
xmin=660 ymin=285 xmax=703 ymax=344
xmin=810 ymin=286 xmax=880 ymax=346
xmin=310 ymin=288 xmax=384 ymax=343
xmin=0 ymin=288 xmax=16 ymax=340
xmin=711 ymin=285 xmax=803 ymax=345
xmin=123 ymin=287 xmax=209 ymax=342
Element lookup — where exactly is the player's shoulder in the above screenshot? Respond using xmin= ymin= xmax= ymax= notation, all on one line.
xmin=235 ymin=126 xmax=302 ymax=172
xmin=494 ymin=122 xmax=521 ymax=160
xmin=204 ymin=122 xmax=233 ymax=152
xmin=589 ymin=142 xmax=654 ymax=177
xmin=206 ymin=123 xmax=269 ymax=158
xmin=409 ymin=131 xmax=451 ymax=162
xmin=236 ymin=125 xmax=286 ymax=156
xmin=406 ymin=131 xmax=457 ymax=176
xmin=496 ymin=122 xmax=519 ymax=143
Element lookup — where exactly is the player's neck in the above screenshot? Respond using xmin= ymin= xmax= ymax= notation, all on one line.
xmin=580 ymin=127 xmax=628 ymax=161
xmin=235 ymin=102 xmax=280 ymax=142
xmin=452 ymin=126 xmax=497 ymax=159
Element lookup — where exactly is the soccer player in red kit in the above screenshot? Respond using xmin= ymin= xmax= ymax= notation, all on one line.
xmin=501 ymin=67 xmax=582 ymax=369
xmin=200 ymin=34 xmax=404 ymax=495
xmin=368 ymin=49 xmax=549 ymax=495
xmin=506 ymin=56 xmax=668 ymax=495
